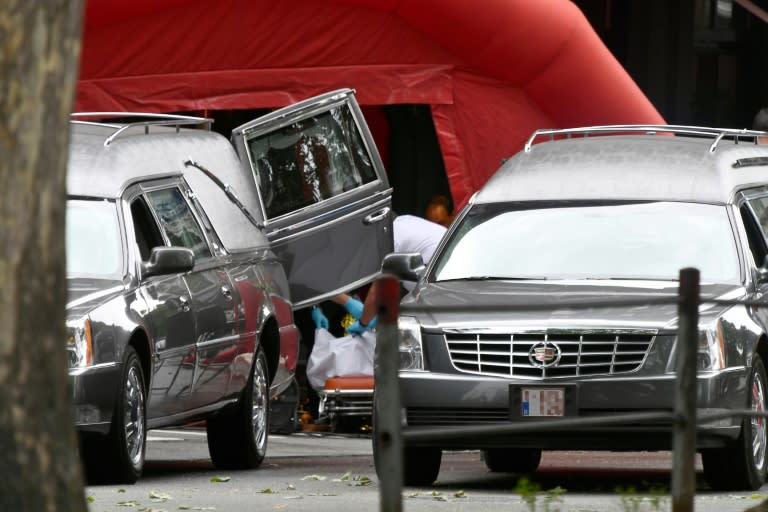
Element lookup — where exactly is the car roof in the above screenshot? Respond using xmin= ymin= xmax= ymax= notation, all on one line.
xmin=68 ymin=116 xmax=268 ymax=251
xmin=68 ymin=120 xmax=238 ymax=197
xmin=474 ymin=125 xmax=768 ymax=205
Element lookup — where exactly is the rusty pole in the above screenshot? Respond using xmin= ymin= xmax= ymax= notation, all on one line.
xmin=672 ymin=267 xmax=700 ymax=512
xmin=375 ymin=275 xmax=403 ymax=512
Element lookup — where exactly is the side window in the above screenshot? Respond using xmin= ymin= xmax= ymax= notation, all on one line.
xmin=246 ymin=103 xmax=378 ymax=219
xmin=130 ymin=196 xmax=165 ymax=262
xmin=740 ymin=203 xmax=768 ymax=268
xmin=748 ymin=196 xmax=768 ymax=236
xmin=145 ymin=188 xmax=212 ymax=260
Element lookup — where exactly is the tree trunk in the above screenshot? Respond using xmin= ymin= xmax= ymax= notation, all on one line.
xmin=0 ymin=1 xmax=86 ymax=510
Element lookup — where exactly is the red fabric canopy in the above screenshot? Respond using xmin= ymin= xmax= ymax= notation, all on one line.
xmin=77 ymin=0 xmax=664 ymax=208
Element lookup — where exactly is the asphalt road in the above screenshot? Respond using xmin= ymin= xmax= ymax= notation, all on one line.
xmin=83 ymin=428 xmax=768 ymax=512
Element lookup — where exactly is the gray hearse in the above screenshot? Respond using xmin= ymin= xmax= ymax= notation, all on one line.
xmin=380 ymin=125 xmax=768 ymax=491
xmin=68 ymin=89 xmax=392 ymax=483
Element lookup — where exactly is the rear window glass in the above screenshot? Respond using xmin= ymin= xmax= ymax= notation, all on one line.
xmin=245 ymin=104 xmax=377 ymax=219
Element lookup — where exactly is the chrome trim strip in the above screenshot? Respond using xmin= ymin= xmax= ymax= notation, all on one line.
xmin=146 ymin=398 xmax=239 ymax=429
xmin=293 ymin=271 xmax=383 ymax=309
xmin=66 ymin=284 xmax=125 ymax=309
xmin=69 ymin=362 xmax=119 ymax=376
xmin=266 ymin=191 xmax=392 ymax=240
xmin=71 ymin=113 xmax=213 ymax=146
xmin=196 ymin=334 xmax=241 ymax=350
xmin=524 ymin=125 xmax=766 ymax=152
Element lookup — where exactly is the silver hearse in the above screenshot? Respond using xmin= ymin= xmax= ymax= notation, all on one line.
xmin=68 ymin=89 xmax=392 ymax=483
xmin=380 ymin=125 xmax=768 ymax=490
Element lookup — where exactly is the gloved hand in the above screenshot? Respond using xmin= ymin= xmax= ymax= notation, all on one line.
xmin=342 ymin=296 xmax=364 ymax=319
xmin=311 ymin=306 xmax=329 ymax=330
xmin=347 ymin=315 xmax=378 ymax=336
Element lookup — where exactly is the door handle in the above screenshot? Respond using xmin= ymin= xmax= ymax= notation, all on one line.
xmin=179 ymin=296 xmax=191 ymax=312
xmin=363 ymin=207 xmax=390 ymax=225
xmin=221 ymin=286 xmax=233 ymax=300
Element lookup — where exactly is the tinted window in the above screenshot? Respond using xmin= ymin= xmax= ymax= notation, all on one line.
xmin=246 ymin=104 xmax=378 ymax=219
xmin=146 ymin=188 xmax=212 ymax=260
xmin=131 ymin=196 xmax=165 ymax=261
xmin=433 ymin=201 xmax=740 ymax=284
xmin=748 ymin=196 xmax=768 ymax=237
xmin=66 ymin=199 xmax=122 ymax=278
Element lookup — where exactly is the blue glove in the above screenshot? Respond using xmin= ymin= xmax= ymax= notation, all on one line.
xmin=311 ymin=306 xmax=329 ymax=330
xmin=347 ymin=315 xmax=378 ymax=336
xmin=342 ymin=296 xmax=364 ymax=319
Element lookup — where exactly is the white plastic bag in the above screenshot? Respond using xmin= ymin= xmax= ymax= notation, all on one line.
xmin=306 ymin=328 xmax=376 ymax=391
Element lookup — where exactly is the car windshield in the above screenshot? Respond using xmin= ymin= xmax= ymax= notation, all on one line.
xmin=66 ymin=199 xmax=123 ymax=279
xmin=433 ymin=201 xmax=740 ymax=284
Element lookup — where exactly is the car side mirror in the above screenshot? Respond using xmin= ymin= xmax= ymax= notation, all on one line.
xmin=141 ymin=247 xmax=195 ymax=278
xmin=381 ymin=252 xmax=425 ymax=282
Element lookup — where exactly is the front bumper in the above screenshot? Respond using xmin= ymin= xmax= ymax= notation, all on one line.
xmin=399 ymin=367 xmax=747 ymax=450
xmin=70 ymin=362 xmax=121 ymax=434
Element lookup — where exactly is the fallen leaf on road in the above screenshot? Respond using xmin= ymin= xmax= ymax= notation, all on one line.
xmin=149 ymin=491 xmax=172 ymax=502
xmin=210 ymin=476 xmax=230 ymax=483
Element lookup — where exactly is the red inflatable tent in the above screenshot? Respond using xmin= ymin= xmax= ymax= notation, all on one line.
xmin=77 ymin=0 xmax=664 ymax=210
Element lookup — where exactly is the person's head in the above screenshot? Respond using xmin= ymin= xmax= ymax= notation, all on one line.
xmin=753 ymin=108 xmax=768 ymax=144
xmin=425 ymin=202 xmax=452 ymax=227
xmin=753 ymin=108 xmax=768 ymax=132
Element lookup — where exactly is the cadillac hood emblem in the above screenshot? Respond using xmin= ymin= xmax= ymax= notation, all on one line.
xmin=528 ymin=342 xmax=562 ymax=368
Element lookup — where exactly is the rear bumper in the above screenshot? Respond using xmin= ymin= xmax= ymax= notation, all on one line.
xmin=399 ymin=367 xmax=747 ymax=450
xmin=70 ymin=362 xmax=121 ymax=434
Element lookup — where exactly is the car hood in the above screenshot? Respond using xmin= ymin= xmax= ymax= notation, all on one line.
xmin=66 ymin=278 xmax=125 ymax=317
xmin=402 ymin=280 xmax=745 ymax=331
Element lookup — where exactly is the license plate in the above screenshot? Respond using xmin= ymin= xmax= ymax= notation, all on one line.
xmin=521 ymin=387 xmax=565 ymax=417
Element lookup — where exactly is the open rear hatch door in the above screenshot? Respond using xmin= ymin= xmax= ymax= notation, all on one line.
xmin=231 ymin=89 xmax=393 ymax=309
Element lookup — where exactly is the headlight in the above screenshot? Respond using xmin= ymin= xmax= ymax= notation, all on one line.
xmin=398 ymin=316 xmax=424 ymax=370
xmin=66 ymin=317 xmax=93 ymax=368
xmin=697 ymin=320 xmax=725 ymax=371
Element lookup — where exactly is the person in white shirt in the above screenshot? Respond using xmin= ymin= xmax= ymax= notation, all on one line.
xmin=331 ymin=213 xmax=447 ymax=335
xmin=392 ymin=214 xmax=447 ymax=267
xmin=314 ymin=213 xmax=448 ymax=334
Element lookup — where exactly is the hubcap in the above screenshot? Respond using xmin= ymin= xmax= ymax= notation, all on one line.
xmin=251 ymin=356 xmax=268 ymax=456
xmin=124 ymin=365 xmax=145 ymax=467
xmin=751 ymin=372 xmax=767 ymax=472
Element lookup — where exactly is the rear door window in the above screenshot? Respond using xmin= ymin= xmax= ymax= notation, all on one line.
xmin=249 ymin=105 xmax=378 ymax=219
xmin=231 ymin=89 xmax=393 ymax=307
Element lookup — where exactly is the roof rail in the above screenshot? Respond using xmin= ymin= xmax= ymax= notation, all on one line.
xmin=70 ymin=112 xmax=214 ymax=146
xmin=523 ymin=125 xmax=767 ymax=153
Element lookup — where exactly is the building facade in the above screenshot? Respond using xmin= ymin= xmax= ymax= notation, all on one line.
xmin=576 ymin=0 xmax=768 ymax=129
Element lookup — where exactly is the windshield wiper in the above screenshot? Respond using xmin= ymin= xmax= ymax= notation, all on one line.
xmin=184 ymin=158 xmax=265 ymax=229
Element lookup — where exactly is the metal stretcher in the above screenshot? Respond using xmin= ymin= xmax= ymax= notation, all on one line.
xmin=317 ymin=376 xmax=374 ymax=432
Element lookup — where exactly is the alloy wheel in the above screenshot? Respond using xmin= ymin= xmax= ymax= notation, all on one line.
xmin=124 ymin=364 xmax=145 ymax=467
xmin=751 ymin=372 xmax=767 ymax=473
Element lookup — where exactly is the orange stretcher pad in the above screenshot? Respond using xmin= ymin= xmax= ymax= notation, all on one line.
xmin=318 ymin=376 xmax=374 ymax=421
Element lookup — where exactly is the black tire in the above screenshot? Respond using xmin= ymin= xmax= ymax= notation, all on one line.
xmin=371 ymin=390 xmax=441 ymax=486
xmin=482 ymin=448 xmax=542 ymax=473
xmin=702 ymin=357 xmax=768 ymax=490
xmin=207 ymin=345 xmax=270 ymax=469
xmin=403 ymin=446 xmax=442 ymax=486
xmin=84 ymin=346 xmax=146 ymax=484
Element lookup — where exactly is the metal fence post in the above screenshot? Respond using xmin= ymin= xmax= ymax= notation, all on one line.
xmin=374 ymin=275 xmax=403 ymax=512
xmin=672 ymin=267 xmax=700 ymax=512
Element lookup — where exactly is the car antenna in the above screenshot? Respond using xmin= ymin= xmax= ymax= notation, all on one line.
xmin=183 ymin=158 xmax=265 ymax=230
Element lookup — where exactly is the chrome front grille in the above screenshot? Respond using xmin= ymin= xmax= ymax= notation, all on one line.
xmin=445 ymin=331 xmax=655 ymax=379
